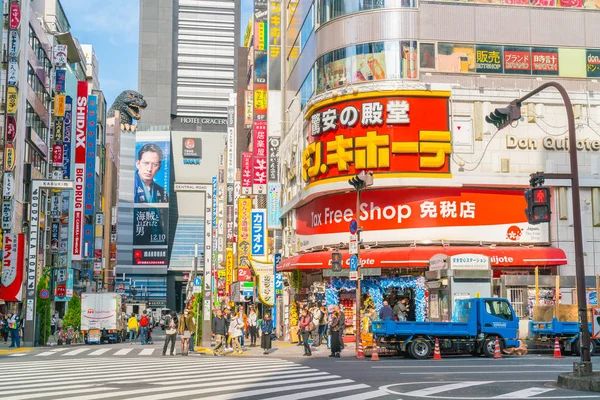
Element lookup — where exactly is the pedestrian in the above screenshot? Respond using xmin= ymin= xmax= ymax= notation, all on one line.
xmin=311 ymin=305 xmax=323 ymax=346
xmin=319 ymin=305 xmax=328 ymax=347
xmin=393 ymin=297 xmax=409 ymax=321
xmin=139 ymin=310 xmax=150 ymax=345
xmin=239 ymin=306 xmax=247 ymax=347
xmin=51 ymin=315 xmax=57 ymax=335
xmin=223 ymin=307 xmax=232 ymax=350
xmin=248 ymin=306 xmax=258 ymax=347
xmin=0 ymin=313 xmax=8 ymax=344
xmin=296 ymin=306 xmax=304 ymax=347
xmin=127 ymin=313 xmax=138 ymax=344
xmin=189 ymin=310 xmax=196 ymax=353
xmin=379 ymin=300 xmax=394 ymax=320
xmin=162 ymin=311 xmax=178 ymax=356
xmin=260 ymin=313 xmax=274 ymax=355
xmin=8 ymin=312 xmax=21 ymax=348
xmin=212 ymin=308 xmax=227 ymax=356
xmin=229 ymin=310 xmax=244 ymax=355
xmin=177 ymin=308 xmax=195 ymax=356
xmin=329 ymin=309 xmax=342 ymax=358
xmin=299 ymin=308 xmax=313 ymax=356
xmin=335 ymin=305 xmax=346 ymax=350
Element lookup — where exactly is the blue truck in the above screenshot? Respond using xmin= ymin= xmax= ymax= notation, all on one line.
xmin=372 ymin=297 xmax=520 ymax=359
xmin=530 ymin=319 xmax=599 ymax=355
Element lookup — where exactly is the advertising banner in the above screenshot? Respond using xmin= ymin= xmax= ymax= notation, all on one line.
xmin=587 ymin=49 xmax=600 ymax=78
xmin=6 ymin=115 xmax=16 ymax=142
xmin=304 ymin=92 xmax=451 ymax=185
xmin=3 ymin=173 xmax=14 ymax=200
xmin=4 ymin=144 xmax=15 ymax=172
xmin=253 ymin=120 xmax=267 ymax=158
xmin=55 ymin=69 xmax=66 ymax=92
xmin=237 ymin=198 xmax=252 ymax=270
xmin=0 ymin=233 xmax=24 ymax=302
xmin=227 ymin=106 xmax=236 ymax=183
xmin=9 ymin=2 xmax=20 ymax=29
xmin=226 ymin=205 xmax=234 ymax=245
xmin=8 ymin=31 xmax=19 ymax=57
xmin=253 ymin=157 xmax=267 ymax=194
xmin=8 ymin=58 xmax=18 ymax=86
xmin=1 ymin=201 xmax=11 ymax=230
xmin=7 ymin=86 xmax=17 ymax=114
xmin=226 ymin=248 xmax=234 ymax=295
xmin=254 ymin=51 xmax=268 ymax=84
xmin=268 ymin=137 xmax=279 ymax=181
xmin=52 ymin=144 xmax=63 ymax=167
xmin=84 ymin=95 xmax=98 ymax=216
xmin=62 ymin=96 xmax=72 ymax=179
xmin=267 ymin=183 xmax=281 ymax=229
xmin=53 ymin=44 xmax=67 ymax=66
xmin=504 ymin=46 xmax=532 ymax=74
xmin=51 ymin=222 xmax=60 ymax=252
xmin=274 ymin=253 xmax=283 ymax=295
xmin=254 ymin=22 xmax=268 ymax=51
xmin=295 ymin=188 xmax=549 ymax=251
xmin=53 ymin=117 xmax=64 ymax=142
xmin=532 ymin=47 xmax=559 ymax=75
xmin=241 ymin=152 xmax=252 ymax=195
xmin=54 ymin=94 xmax=66 ymax=117
xmin=245 ymin=91 xmax=253 ymax=128
xmin=268 ymin=0 xmax=282 ymax=90
xmin=475 ymin=45 xmax=503 ymax=73
xmin=253 ymin=120 xmax=268 ymax=194
xmin=254 ymin=84 xmax=268 ymax=115
xmin=258 ymin=273 xmax=274 ymax=306
xmin=251 ymin=209 xmax=267 ymax=256
xmin=133 ymin=208 xmax=168 ymax=246
xmin=134 ymin=141 xmax=170 ymax=204
xmin=72 ymin=81 xmax=88 ymax=261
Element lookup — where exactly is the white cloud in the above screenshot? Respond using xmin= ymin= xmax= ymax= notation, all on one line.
xmin=60 ymin=0 xmax=140 ymax=46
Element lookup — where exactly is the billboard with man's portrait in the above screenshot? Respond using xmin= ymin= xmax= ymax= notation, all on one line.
xmin=134 ymin=141 xmax=170 ymax=204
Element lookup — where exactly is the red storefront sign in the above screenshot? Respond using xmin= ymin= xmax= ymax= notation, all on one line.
xmin=295 ymin=188 xmax=549 ymax=251
xmin=9 ymin=2 xmax=20 ymax=30
xmin=253 ymin=120 xmax=267 ymax=158
xmin=532 ymin=50 xmax=559 ymax=74
xmin=237 ymin=267 xmax=252 ymax=281
xmin=52 ymin=144 xmax=63 ymax=166
xmin=504 ymin=49 xmax=531 ymax=72
xmin=241 ymin=152 xmax=252 ymax=194
xmin=5 ymin=115 xmax=16 ymax=142
xmin=0 ymin=233 xmax=25 ymax=301
xmin=302 ymin=92 xmax=451 ymax=185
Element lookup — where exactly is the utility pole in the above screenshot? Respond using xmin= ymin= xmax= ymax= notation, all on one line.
xmin=487 ymin=82 xmax=591 ymax=376
xmin=348 ymin=171 xmax=373 ymax=355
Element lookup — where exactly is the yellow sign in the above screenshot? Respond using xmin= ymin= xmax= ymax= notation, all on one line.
xmin=54 ymin=94 xmax=66 ymax=117
xmin=254 ymin=89 xmax=267 ymax=111
xmin=257 ymin=273 xmax=274 ymax=306
xmin=4 ymin=145 xmax=15 ymax=172
xmin=237 ymin=198 xmax=252 ymax=269
xmin=7 ymin=87 xmax=17 ymax=114
xmin=226 ymin=248 xmax=234 ymax=294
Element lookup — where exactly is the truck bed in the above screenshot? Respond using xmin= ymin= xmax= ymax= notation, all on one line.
xmin=530 ymin=319 xmax=592 ymax=336
xmin=372 ymin=319 xmax=474 ymax=337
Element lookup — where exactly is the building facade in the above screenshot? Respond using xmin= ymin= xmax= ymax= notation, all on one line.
xmin=275 ymin=0 xmax=600 ymax=335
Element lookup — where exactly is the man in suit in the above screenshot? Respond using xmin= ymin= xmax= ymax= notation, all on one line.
xmin=134 ymin=143 xmax=168 ymax=203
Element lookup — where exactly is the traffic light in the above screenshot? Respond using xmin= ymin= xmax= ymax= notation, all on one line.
xmin=485 ymin=103 xmax=522 ymax=130
xmin=524 ymin=187 xmax=551 ymax=224
xmin=331 ymin=251 xmax=342 ymax=272
xmin=348 ymin=171 xmax=374 ymax=191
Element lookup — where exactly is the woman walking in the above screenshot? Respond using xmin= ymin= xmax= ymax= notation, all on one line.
xmin=248 ymin=306 xmax=258 ymax=347
xmin=299 ymin=308 xmax=313 ymax=356
xmin=229 ymin=310 xmax=244 ymax=354
xmin=177 ymin=308 xmax=196 ymax=356
xmin=260 ymin=313 xmax=274 ymax=355
xmin=329 ymin=309 xmax=342 ymax=358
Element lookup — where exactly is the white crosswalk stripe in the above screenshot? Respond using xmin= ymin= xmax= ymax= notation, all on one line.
xmin=138 ymin=348 xmax=155 ymax=356
xmin=88 ymin=348 xmax=113 ymax=356
xmin=0 ymin=356 xmax=388 ymax=400
xmin=114 ymin=348 xmax=133 ymax=356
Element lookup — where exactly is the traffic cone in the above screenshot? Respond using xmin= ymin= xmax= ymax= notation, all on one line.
xmin=357 ymin=337 xmax=365 ymax=359
xmin=433 ymin=338 xmax=442 ymax=360
xmin=493 ymin=336 xmax=502 ymax=359
xmin=371 ymin=343 xmax=380 ymax=361
xmin=553 ymin=336 xmax=563 ymax=358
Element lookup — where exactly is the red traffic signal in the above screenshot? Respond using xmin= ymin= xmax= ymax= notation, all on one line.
xmin=524 ymin=187 xmax=551 ymax=224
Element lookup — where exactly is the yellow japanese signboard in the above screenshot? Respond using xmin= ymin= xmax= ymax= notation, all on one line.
xmin=54 ymin=94 xmax=66 ymax=117
xmin=7 ymin=87 xmax=18 ymax=114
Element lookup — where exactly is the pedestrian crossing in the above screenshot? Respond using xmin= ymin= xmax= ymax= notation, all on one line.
xmin=0 ymin=356 xmax=391 ymax=400
xmin=6 ymin=346 xmax=166 ymax=357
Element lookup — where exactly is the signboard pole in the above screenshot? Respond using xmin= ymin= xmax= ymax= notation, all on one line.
xmin=354 ymin=189 xmax=362 ymax=356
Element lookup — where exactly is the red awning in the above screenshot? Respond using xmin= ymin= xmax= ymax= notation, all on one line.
xmin=276 ymin=246 xmax=567 ymax=272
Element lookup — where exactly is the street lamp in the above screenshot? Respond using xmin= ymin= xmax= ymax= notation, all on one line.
xmin=348 ymin=171 xmax=373 ymax=356
xmin=487 ymin=82 xmax=591 ymax=376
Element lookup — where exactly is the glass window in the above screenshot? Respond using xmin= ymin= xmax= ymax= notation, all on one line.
xmin=420 ymin=43 xmax=436 ymax=69
xmin=438 ymin=43 xmax=476 ymax=73
xmin=318 ymin=0 xmax=417 ymax=25
xmin=299 ymin=5 xmax=314 ymax=52
xmin=452 ymin=299 xmax=473 ymax=323
xmin=300 ymin=68 xmax=314 ymax=109
xmin=485 ymin=300 xmax=514 ymax=321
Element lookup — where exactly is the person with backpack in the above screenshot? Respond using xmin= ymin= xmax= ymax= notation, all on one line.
xmin=229 ymin=310 xmax=244 ymax=355
xmin=162 ymin=311 xmax=178 ymax=356
xmin=311 ymin=305 xmax=323 ymax=346
xmin=8 ymin=312 xmax=21 ymax=348
xmin=299 ymin=308 xmax=313 ymax=356
xmin=139 ymin=310 xmax=150 ymax=345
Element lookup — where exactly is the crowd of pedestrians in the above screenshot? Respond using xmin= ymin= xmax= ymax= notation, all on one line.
xmin=0 ymin=311 xmax=22 ymax=348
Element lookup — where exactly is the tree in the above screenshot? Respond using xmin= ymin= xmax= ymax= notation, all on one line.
xmin=191 ymin=291 xmax=203 ymax=347
xmin=36 ymin=276 xmax=51 ymax=346
xmin=63 ymin=293 xmax=81 ymax=330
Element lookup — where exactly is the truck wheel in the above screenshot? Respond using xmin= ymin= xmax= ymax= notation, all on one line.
xmin=409 ymin=339 xmax=432 ymax=360
xmin=483 ymin=337 xmax=499 ymax=358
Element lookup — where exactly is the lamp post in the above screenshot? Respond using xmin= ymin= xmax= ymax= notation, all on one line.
xmin=486 ymin=82 xmax=591 ymax=375
xmin=348 ymin=171 xmax=373 ymax=355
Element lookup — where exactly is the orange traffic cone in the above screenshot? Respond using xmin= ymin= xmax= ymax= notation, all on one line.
xmin=493 ymin=336 xmax=502 ymax=359
xmin=433 ymin=338 xmax=442 ymax=360
xmin=371 ymin=343 xmax=380 ymax=361
xmin=553 ymin=336 xmax=563 ymax=358
xmin=357 ymin=337 xmax=365 ymax=359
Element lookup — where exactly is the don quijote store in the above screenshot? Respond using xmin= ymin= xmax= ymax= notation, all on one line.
xmin=277 ymin=90 xmax=567 ymax=338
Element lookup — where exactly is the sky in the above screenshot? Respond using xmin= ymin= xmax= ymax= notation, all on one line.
xmin=241 ymin=0 xmax=253 ymax=45
xmin=60 ymin=0 xmax=140 ymax=109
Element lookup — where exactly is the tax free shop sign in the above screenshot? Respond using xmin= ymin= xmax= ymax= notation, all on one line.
xmin=295 ymin=188 xmax=548 ymax=252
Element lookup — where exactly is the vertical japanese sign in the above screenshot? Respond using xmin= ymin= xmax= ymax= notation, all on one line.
xmin=253 ymin=121 xmax=268 ymax=194
xmin=63 ymin=97 xmax=73 ymax=179
xmin=226 ymin=248 xmax=234 ymax=296
xmin=55 ymin=69 xmax=66 ymax=91
xmin=237 ymin=198 xmax=252 ymax=271
xmin=251 ymin=209 xmax=266 ymax=257
xmin=268 ymin=137 xmax=280 ymax=181
xmin=254 ymin=0 xmax=269 ymax=196
xmin=9 ymin=2 xmax=21 ymax=30
xmin=267 ymin=183 xmax=281 ymax=229
xmin=226 ymin=106 xmax=236 ymax=183
xmin=241 ymin=152 xmax=252 ymax=195
xmin=212 ymin=176 xmax=218 ymax=278
xmin=0 ymin=234 xmax=24 ymax=302
xmin=83 ymin=95 xmax=98 ymax=259
xmin=72 ymin=81 xmax=89 ymax=261
xmin=244 ymin=91 xmax=253 ymax=128
xmin=269 ymin=0 xmax=282 ymax=90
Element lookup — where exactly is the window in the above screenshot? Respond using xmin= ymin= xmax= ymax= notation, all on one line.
xmin=26 ymin=102 xmax=49 ymax=143
xmin=299 ymin=68 xmax=315 ymax=109
xmin=485 ymin=300 xmax=514 ymax=321
xmin=318 ymin=0 xmax=417 ymax=25
xmin=420 ymin=43 xmax=436 ymax=69
xmin=438 ymin=43 xmax=476 ymax=73
xmin=27 ymin=64 xmax=51 ymax=112
xmin=28 ymin=26 xmax=52 ymax=78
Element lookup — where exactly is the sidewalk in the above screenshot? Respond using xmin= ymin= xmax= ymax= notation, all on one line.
xmin=0 ymin=340 xmax=32 ymax=355
xmin=195 ymin=340 xmax=358 ymax=358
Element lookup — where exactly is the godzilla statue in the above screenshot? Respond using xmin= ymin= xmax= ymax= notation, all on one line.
xmin=107 ymin=90 xmax=148 ymax=132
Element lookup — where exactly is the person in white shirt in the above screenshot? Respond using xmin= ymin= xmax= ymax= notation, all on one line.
xmin=311 ymin=305 xmax=323 ymax=346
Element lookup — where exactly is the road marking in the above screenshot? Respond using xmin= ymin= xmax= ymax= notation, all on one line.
xmin=35 ymin=348 xmax=68 ymax=357
xmin=399 ymin=370 xmax=573 ymax=375
xmin=328 ymin=390 xmax=391 ymax=400
xmin=62 ymin=348 xmax=89 ymax=356
xmin=2 ymin=383 xmax=93 ymax=396
xmin=373 ymin=364 xmax=576 ymax=369
xmin=259 ymin=384 xmax=371 ymax=400
xmin=3 ymin=386 xmax=117 ymax=400
xmin=402 ymin=381 xmax=493 ymax=396
xmin=494 ymin=387 xmax=556 ymax=398
xmin=8 ymin=353 xmax=27 ymax=357
xmin=114 ymin=348 xmax=133 ymax=356
xmin=88 ymin=348 xmax=112 ymax=356
xmin=139 ymin=348 xmax=155 ymax=356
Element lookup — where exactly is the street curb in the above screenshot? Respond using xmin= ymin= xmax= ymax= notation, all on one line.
xmin=0 ymin=347 xmax=33 ymax=355
xmin=558 ymin=372 xmax=600 ymax=392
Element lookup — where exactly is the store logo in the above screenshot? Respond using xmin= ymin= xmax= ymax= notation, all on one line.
xmin=184 ymin=138 xmax=195 ymax=149
xmin=506 ymin=225 xmax=523 ymax=241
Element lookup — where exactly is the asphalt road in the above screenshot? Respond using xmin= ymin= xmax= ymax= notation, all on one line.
xmin=3 ymin=332 xmax=600 ymax=399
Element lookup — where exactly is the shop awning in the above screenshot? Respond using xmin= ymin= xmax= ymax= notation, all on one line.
xmin=276 ymin=246 xmax=568 ymax=272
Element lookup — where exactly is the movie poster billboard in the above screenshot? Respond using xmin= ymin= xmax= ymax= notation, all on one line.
xmin=134 ymin=141 xmax=170 ymax=204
